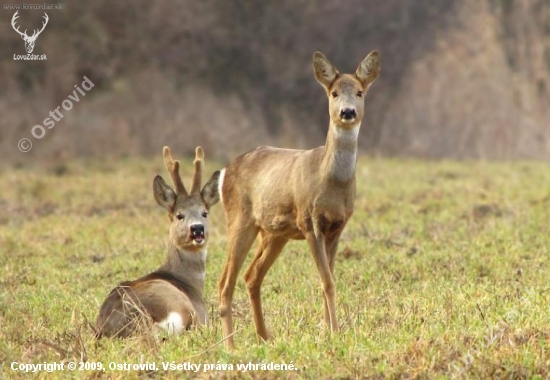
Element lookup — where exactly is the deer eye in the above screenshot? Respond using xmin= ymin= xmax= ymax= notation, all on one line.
xmin=202 ymin=211 xmax=208 ymax=218
xmin=176 ymin=214 xmax=185 ymax=220
xmin=331 ymin=91 xmax=338 ymax=98
xmin=357 ymin=91 xmax=363 ymax=98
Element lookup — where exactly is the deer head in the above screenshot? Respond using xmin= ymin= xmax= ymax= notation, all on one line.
xmin=313 ymin=51 xmax=380 ymax=129
xmin=11 ymin=11 xmax=49 ymax=54
xmin=153 ymin=146 xmax=220 ymax=252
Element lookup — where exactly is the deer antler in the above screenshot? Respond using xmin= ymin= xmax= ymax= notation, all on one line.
xmin=162 ymin=146 xmax=187 ymax=196
xmin=11 ymin=11 xmax=27 ymax=38
xmin=30 ymin=13 xmax=48 ymax=39
xmin=190 ymin=146 xmax=204 ymax=195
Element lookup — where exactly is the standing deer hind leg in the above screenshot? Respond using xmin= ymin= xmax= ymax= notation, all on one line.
xmin=243 ymin=232 xmax=289 ymax=343
xmin=219 ymin=221 xmax=259 ymax=349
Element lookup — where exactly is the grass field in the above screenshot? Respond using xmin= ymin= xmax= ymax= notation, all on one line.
xmin=1 ymin=156 xmax=549 ymax=379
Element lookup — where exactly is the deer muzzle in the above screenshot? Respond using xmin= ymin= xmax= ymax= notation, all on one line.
xmin=190 ymin=224 xmax=205 ymax=244
xmin=340 ymin=108 xmax=357 ymax=121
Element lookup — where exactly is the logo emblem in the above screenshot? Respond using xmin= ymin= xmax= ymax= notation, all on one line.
xmin=11 ymin=11 xmax=49 ymax=54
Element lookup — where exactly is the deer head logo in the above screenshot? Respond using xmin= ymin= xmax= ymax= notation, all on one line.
xmin=11 ymin=11 xmax=49 ymax=54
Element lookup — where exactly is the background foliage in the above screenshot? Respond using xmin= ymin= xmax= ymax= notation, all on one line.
xmin=1 ymin=0 xmax=549 ymax=162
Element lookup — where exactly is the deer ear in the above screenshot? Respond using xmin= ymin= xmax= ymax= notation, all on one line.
xmin=201 ymin=170 xmax=220 ymax=208
xmin=313 ymin=51 xmax=338 ymax=90
xmin=356 ymin=51 xmax=381 ymax=88
xmin=153 ymin=175 xmax=176 ymax=211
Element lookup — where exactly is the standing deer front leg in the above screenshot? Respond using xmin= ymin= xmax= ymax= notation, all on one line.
xmin=244 ymin=232 xmax=289 ymax=343
xmin=303 ymin=216 xmax=339 ymax=333
xmin=322 ymin=229 xmax=344 ymax=326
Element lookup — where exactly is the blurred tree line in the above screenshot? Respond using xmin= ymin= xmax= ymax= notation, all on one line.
xmin=1 ymin=0 xmax=549 ymax=162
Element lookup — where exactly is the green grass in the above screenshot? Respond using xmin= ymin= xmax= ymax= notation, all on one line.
xmin=1 ymin=157 xmax=549 ymax=379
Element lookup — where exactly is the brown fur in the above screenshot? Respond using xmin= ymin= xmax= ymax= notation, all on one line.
xmin=95 ymin=146 xmax=220 ymax=338
xmin=217 ymin=51 xmax=380 ymax=348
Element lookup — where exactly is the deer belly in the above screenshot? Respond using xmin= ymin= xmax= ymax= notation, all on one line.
xmin=263 ymin=214 xmax=303 ymax=238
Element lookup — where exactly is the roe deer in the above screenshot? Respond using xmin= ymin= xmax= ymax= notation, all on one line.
xmin=217 ymin=50 xmax=380 ymax=348
xmin=95 ymin=146 xmax=220 ymax=338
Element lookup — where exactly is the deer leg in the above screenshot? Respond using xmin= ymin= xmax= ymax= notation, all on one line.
xmin=219 ymin=222 xmax=259 ymax=349
xmin=322 ymin=232 xmax=342 ymax=325
xmin=244 ymin=232 xmax=288 ymax=343
xmin=304 ymin=222 xmax=339 ymax=333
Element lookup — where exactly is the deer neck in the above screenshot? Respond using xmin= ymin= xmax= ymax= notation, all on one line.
xmin=159 ymin=244 xmax=206 ymax=296
xmin=321 ymin=121 xmax=360 ymax=183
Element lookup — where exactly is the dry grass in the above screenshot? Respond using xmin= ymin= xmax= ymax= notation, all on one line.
xmin=1 ymin=156 xmax=549 ymax=379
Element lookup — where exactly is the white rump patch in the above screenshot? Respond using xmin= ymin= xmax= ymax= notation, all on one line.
xmin=218 ymin=168 xmax=226 ymax=204
xmin=155 ymin=312 xmax=184 ymax=335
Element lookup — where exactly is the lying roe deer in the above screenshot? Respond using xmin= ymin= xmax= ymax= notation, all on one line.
xmin=95 ymin=146 xmax=220 ymax=338
xmin=217 ymin=50 xmax=380 ymax=348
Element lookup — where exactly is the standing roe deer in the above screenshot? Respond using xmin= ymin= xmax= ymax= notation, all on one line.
xmin=217 ymin=50 xmax=380 ymax=348
xmin=95 ymin=146 xmax=220 ymax=338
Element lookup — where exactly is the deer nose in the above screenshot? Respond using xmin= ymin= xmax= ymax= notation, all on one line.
xmin=340 ymin=108 xmax=357 ymax=120
xmin=190 ymin=224 xmax=205 ymax=243
xmin=190 ymin=224 xmax=204 ymax=235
